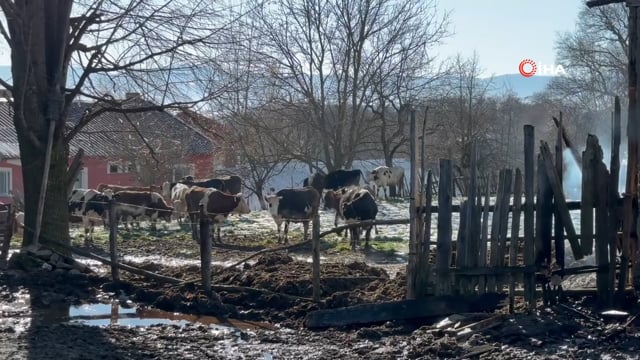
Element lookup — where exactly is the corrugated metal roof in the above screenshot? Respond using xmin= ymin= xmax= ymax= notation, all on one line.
xmin=0 ymin=99 xmax=215 ymax=159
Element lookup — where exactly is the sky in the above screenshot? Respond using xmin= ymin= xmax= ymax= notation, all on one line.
xmin=435 ymin=0 xmax=585 ymax=77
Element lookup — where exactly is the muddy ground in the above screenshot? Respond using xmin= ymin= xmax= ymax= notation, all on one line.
xmin=1 ymin=226 xmax=640 ymax=359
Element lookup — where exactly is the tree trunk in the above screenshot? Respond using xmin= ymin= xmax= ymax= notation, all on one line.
xmin=19 ymin=134 xmax=70 ymax=253
xmin=255 ymin=184 xmax=267 ymax=211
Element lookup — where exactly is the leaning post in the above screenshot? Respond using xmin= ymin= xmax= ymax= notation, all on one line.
xmin=312 ymin=213 xmax=321 ymax=301
xmin=199 ymin=204 xmax=212 ymax=293
xmin=108 ymin=198 xmax=120 ymax=282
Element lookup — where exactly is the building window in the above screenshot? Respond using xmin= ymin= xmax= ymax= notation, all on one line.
xmin=73 ymin=167 xmax=88 ymax=189
xmin=0 ymin=168 xmax=12 ymax=196
xmin=172 ymin=164 xmax=194 ymax=182
xmin=108 ymin=161 xmax=136 ymax=174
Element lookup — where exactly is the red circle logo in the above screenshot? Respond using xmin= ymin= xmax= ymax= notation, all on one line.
xmin=519 ymin=59 xmax=537 ymax=77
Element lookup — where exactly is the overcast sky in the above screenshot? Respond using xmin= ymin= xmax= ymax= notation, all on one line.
xmin=435 ymin=0 xmax=585 ymax=77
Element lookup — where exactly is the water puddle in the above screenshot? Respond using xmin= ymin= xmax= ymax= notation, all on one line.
xmin=60 ymin=302 xmax=277 ymax=331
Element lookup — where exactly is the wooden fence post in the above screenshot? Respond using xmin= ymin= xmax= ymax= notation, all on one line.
xmin=610 ymin=96 xmax=621 ymax=299
xmin=312 ymin=213 xmax=321 ymax=301
xmin=415 ymin=171 xmax=433 ymax=299
xmin=478 ymin=179 xmax=490 ymax=294
xmin=0 ymin=204 xmax=12 ymax=266
xmin=199 ymin=204 xmax=212 ymax=293
xmin=536 ymin=153 xmax=553 ymax=267
xmin=462 ymin=141 xmax=478 ymax=295
xmin=509 ymin=169 xmax=523 ymax=312
xmin=590 ymin=135 xmax=612 ymax=304
xmin=582 ymin=131 xmax=595 ymax=257
xmin=108 ymin=199 xmax=120 ymax=282
xmin=436 ymin=159 xmax=452 ymax=296
xmin=496 ymin=169 xmax=513 ymax=292
xmin=487 ymin=169 xmax=505 ymax=293
xmin=407 ymin=108 xmax=418 ymax=299
xmin=555 ymin=112 xmax=566 ymax=266
xmin=523 ymin=125 xmax=536 ymax=308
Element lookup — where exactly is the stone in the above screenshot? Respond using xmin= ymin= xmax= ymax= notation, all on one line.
xmin=41 ymin=262 xmax=53 ymax=271
xmin=68 ymin=269 xmax=82 ymax=276
xmin=55 ymin=262 xmax=74 ymax=270
xmin=34 ymin=249 xmax=53 ymax=258
xmin=50 ymin=253 xmax=60 ymax=264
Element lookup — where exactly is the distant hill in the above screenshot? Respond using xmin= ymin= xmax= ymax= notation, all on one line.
xmin=485 ymin=74 xmax=554 ymax=99
xmin=0 ymin=65 xmax=553 ymax=101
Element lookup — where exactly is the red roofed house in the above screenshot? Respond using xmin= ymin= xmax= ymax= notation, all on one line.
xmin=0 ymin=93 xmax=226 ymax=205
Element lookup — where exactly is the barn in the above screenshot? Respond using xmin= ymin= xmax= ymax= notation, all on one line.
xmin=0 ymin=93 xmax=226 ymax=204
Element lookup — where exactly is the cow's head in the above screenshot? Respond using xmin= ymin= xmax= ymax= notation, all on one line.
xmin=323 ymin=190 xmax=341 ymax=211
xmin=265 ymin=194 xmax=282 ymax=217
xmin=233 ymin=193 xmax=251 ymax=215
xmin=161 ymin=181 xmax=171 ymax=198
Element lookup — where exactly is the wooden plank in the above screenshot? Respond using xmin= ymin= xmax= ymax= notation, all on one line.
xmin=555 ymin=112 xmax=566 ymax=267
xmin=523 ymin=125 xmax=536 ymax=307
xmin=312 ymin=213 xmax=321 ymax=301
xmin=108 ymin=199 xmax=119 ymax=282
xmin=415 ymin=172 xmax=433 ymax=299
xmin=592 ymin=135 xmax=611 ymax=304
xmin=610 ymin=96 xmax=621 ymax=298
xmin=199 ymin=204 xmax=212 ymax=293
xmin=436 ymin=159 xmax=453 ymax=295
xmin=496 ymin=169 xmax=512 ymax=291
xmin=509 ymin=169 xmax=523 ymax=312
xmin=536 ymin=153 xmax=553 ymax=266
xmin=581 ymin=131 xmax=595 ymax=256
xmin=455 ymin=199 xmax=468 ymax=294
xmin=462 ymin=141 xmax=478 ymax=295
xmin=552 ymin=114 xmax=581 ymax=168
xmin=540 ymin=141 xmax=584 ymax=260
xmin=416 ymin=200 xmax=584 ymax=214
xmin=487 ymin=170 xmax=505 ymax=293
xmin=478 ymin=179 xmax=490 ymax=294
xmin=304 ymin=293 xmax=507 ymax=329
xmin=621 ymin=5 xmax=640 ymax=295
xmin=407 ymin=109 xmax=418 ymax=299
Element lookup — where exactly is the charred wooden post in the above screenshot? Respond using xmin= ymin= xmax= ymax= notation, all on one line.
xmin=555 ymin=112 xmax=566 ymax=267
xmin=582 ymin=133 xmax=595 ymax=256
xmin=312 ymin=213 xmax=321 ymax=301
xmin=523 ymin=125 xmax=536 ymax=307
xmin=415 ymin=172 xmax=433 ymax=299
xmin=478 ymin=179 xmax=490 ymax=294
xmin=629 ymin=2 xmax=640 ymax=297
xmin=536 ymin=153 xmax=553 ymax=267
xmin=407 ymin=108 xmax=418 ymax=300
xmin=462 ymin=141 xmax=479 ymax=294
xmin=436 ymin=159 xmax=453 ymax=295
xmin=509 ymin=169 xmax=523 ymax=313
xmin=591 ymin=136 xmax=612 ymax=304
xmin=108 ymin=199 xmax=120 ymax=282
xmin=0 ymin=205 xmax=12 ymax=266
xmin=488 ymin=169 xmax=506 ymax=293
xmin=552 ymin=114 xmax=581 ymax=168
xmin=610 ymin=97 xmax=622 ymax=299
xmin=455 ymin=199 xmax=468 ymax=293
xmin=540 ymin=142 xmax=583 ymax=261
xmin=199 ymin=204 xmax=212 ymax=293
xmin=496 ymin=169 xmax=512 ymax=292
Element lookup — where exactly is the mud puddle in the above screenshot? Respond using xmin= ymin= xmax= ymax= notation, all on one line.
xmin=36 ymin=301 xmax=277 ymax=332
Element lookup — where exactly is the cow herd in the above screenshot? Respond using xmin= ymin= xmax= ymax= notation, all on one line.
xmin=65 ymin=165 xmax=407 ymax=250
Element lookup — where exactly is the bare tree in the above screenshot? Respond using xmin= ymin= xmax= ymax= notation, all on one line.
xmin=551 ymin=3 xmax=627 ymax=110
xmin=0 ymin=0 xmax=239 ymax=250
xmin=247 ymin=0 xmax=449 ymax=171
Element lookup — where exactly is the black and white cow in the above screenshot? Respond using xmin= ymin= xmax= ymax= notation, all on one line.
xmin=324 ymin=186 xmax=378 ymax=249
xmin=68 ymin=189 xmax=114 ymax=242
xmin=265 ymin=186 xmax=321 ymax=243
xmin=303 ymin=169 xmax=366 ymax=194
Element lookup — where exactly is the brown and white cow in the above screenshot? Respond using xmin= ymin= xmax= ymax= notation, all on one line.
xmin=185 ymin=187 xmax=250 ymax=243
xmin=265 ymin=186 xmax=320 ymax=244
xmin=162 ymin=174 xmax=243 ymax=200
xmin=111 ymin=191 xmax=173 ymax=231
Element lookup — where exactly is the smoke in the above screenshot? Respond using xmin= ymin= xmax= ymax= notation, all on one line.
xmin=562 ymin=141 xmax=627 ymax=201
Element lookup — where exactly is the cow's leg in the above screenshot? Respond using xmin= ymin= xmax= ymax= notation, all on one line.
xmin=190 ymin=212 xmax=199 ymax=243
xmin=284 ymin=221 xmax=290 ymax=244
xmin=276 ymin=221 xmax=282 ymax=243
xmin=217 ymin=225 xmax=222 ymax=243
xmin=350 ymin=227 xmax=358 ymax=250
xmin=303 ymin=220 xmax=309 ymax=241
xmin=384 ymin=186 xmax=388 ymax=200
xmin=82 ymin=215 xmax=91 ymax=245
xmin=364 ymin=226 xmax=373 ymax=248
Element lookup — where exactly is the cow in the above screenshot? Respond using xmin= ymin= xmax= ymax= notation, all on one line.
xmin=97 ymin=183 xmax=162 ymax=193
xmin=162 ymin=175 xmax=243 ymax=200
xmin=170 ymin=183 xmax=191 ymax=224
xmin=184 ymin=187 xmax=251 ymax=243
xmin=325 ymin=186 xmax=379 ymax=244
xmin=69 ymin=189 xmax=114 ymax=243
xmin=13 ymin=211 xmax=24 ymax=236
xmin=303 ymin=169 xmax=366 ymax=195
xmin=111 ymin=191 xmax=173 ymax=231
xmin=367 ymin=166 xmax=406 ymax=199
xmin=335 ymin=186 xmax=378 ymax=250
xmin=265 ymin=186 xmax=320 ymax=244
